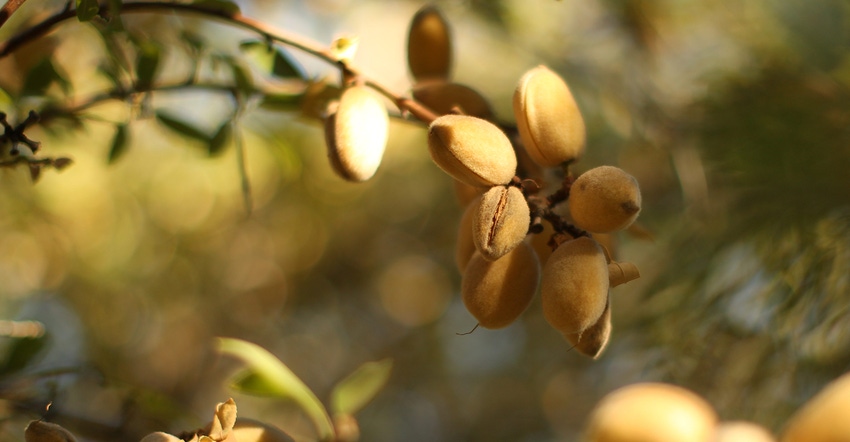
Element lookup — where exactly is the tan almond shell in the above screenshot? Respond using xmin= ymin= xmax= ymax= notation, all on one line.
xmin=24 ymin=420 xmax=78 ymax=442
xmin=569 ymin=165 xmax=641 ymax=233
xmin=412 ymin=80 xmax=494 ymax=119
xmin=716 ymin=421 xmax=776 ymax=442
xmin=453 ymin=178 xmax=484 ymax=207
xmin=462 ymin=241 xmax=540 ymax=329
xmin=781 ymin=372 xmax=850 ymax=442
xmin=585 ymin=383 xmax=717 ymax=442
xmin=563 ymin=295 xmax=611 ymax=359
xmin=427 ymin=115 xmax=517 ymax=188
xmin=455 ymin=194 xmax=483 ymax=272
xmin=513 ymin=65 xmax=586 ymax=167
xmin=541 ymin=236 xmax=609 ymax=334
xmin=407 ymin=5 xmax=452 ymax=82
xmin=324 ymin=86 xmax=389 ymax=182
xmin=139 ymin=432 xmax=183 ymax=442
xmin=472 ymin=185 xmax=530 ymax=261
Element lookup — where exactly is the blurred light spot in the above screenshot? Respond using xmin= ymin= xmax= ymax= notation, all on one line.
xmin=0 ymin=320 xmax=44 ymax=338
xmin=0 ymin=233 xmax=47 ymax=297
xmin=146 ymin=161 xmax=216 ymax=233
xmin=377 ymin=255 xmax=451 ymax=327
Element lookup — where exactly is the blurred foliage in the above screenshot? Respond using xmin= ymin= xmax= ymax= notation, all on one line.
xmin=0 ymin=0 xmax=848 ymax=441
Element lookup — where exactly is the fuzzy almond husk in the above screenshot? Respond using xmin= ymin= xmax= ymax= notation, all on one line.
xmin=541 ymin=236 xmax=609 ymax=334
xmin=716 ymin=421 xmax=776 ymax=442
xmin=563 ymin=295 xmax=611 ymax=359
xmin=472 ymin=185 xmax=530 ymax=261
xmin=462 ymin=242 xmax=540 ymax=329
xmin=608 ymin=261 xmax=640 ymax=287
xmin=513 ymin=65 xmax=586 ymax=167
xmin=325 ymin=86 xmax=389 ymax=182
xmin=24 ymin=421 xmax=78 ymax=442
xmin=139 ymin=432 xmax=183 ymax=442
xmin=584 ymin=383 xmax=717 ymax=442
xmin=428 ymin=114 xmax=517 ymax=188
xmin=569 ymin=165 xmax=641 ymax=233
xmin=412 ymin=80 xmax=493 ymax=119
xmin=781 ymin=372 xmax=850 ymax=442
xmin=455 ymin=193 xmax=482 ymax=272
xmin=407 ymin=5 xmax=452 ymax=81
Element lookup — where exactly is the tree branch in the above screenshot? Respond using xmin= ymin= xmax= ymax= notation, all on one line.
xmin=0 ymin=0 xmax=29 ymax=30
xmin=0 ymin=1 xmax=441 ymax=124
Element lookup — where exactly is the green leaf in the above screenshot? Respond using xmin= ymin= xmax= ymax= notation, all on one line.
xmin=272 ymin=48 xmax=305 ymax=79
xmin=258 ymin=93 xmax=303 ymax=111
xmin=108 ymin=124 xmax=129 ymax=163
xmin=239 ymin=40 xmax=306 ymax=80
xmin=208 ymin=122 xmax=231 ymax=156
xmin=0 ymin=335 xmax=47 ymax=375
xmin=136 ymin=42 xmax=161 ymax=90
xmin=330 ymin=358 xmax=393 ymax=415
xmin=155 ymin=111 xmax=210 ymax=142
xmin=217 ymin=338 xmax=334 ymax=441
xmin=76 ymin=0 xmax=100 ymax=22
xmin=21 ymin=58 xmax=71 ymax=97
xmin=231 ymin=62 xmax=254 ymax=96
xmin=193 ymin=0 xmax=240 ymax=17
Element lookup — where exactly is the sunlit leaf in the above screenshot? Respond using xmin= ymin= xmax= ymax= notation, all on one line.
xmin=217 ymin=338 xmax=334 ymax=441
xmin=108 ymin=124 xmax=129 ymax=163
xmin=155 ymin=111 xmax=209 ymax=142
xmin=209 ymin=122 xmax=231 ymax=156
xmin=136 ymin=42 xmax=161 ymax=90
xmin=76 ymin=0 xmax=100 ymax=22
xmin=330 ymin=358 xmax=393 ymax=415
xmin=193 ymin=0 xmax=240 ymax=17
xmin=239 ymin=40 xmax=306 ymax=80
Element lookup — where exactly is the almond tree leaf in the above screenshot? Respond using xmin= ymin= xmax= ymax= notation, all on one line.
xmin=156 ymin=112 xmax=209 ymax=142
xmin=231 ymin=62 xmax=254 ymax=97
xmin=76 ymin=0 xmax=100 ymax=22
xmin=21 ymin=58 xmax=70 ymax=97
xmin=217 ymin=338 xmax=334 ymax=441
xmin=108 ymin=124 xmax=129 ymax=163
xmin=136 ymin=42 xmax=161 ymax=90
xmin=192 ymin=0 xmax=240 ymax=17
xmin=272 ymin=48 xmax=306 ymax=79
xmin=208 ymin=122 xmax=231 ymax=156
xmin=0 ymin=335 xmax=47 ymax=375
xmin=258 ymin=93 xmax=302 ymax=111
xmin=330 ymin=358 xmax=393 ymax=416
xmin=239 ymin=40 xmax=274 ymax=72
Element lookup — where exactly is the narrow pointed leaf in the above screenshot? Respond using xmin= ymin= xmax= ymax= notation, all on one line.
xmin=76 ymin=0 xmax=100 ymax=21
xmin=209 ymin=122 xmax=231 ymax=156
xmin=217 ymin=338 xmax=334 ymax=441
xmin=272 ymin=48 xmax=305 ymax=79
xmin=330 ymin=358 xmax=393 ymax=415
xmin=108 ymin=124 xmax=129 ymax=163
xmin=156 ymin=112 xmax=209 ymax=142
xmin=193 ymin=0 xmax=240 ymax=17
xmin=136 ymin=42 xmax=161 ymax=90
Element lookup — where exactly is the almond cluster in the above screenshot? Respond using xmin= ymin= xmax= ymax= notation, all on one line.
xmin=404 ymin=6 xmax=643 ymax=358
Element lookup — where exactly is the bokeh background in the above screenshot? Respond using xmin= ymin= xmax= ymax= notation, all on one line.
xmin=0 ymin=0 xmax=849 ymax=440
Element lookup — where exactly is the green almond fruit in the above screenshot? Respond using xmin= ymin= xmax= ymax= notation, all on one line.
xmin=407 ymin=5 xmax=452 ymax=81
xmin=472 ymin=185 xmax=530 ymax=261
xmin=428 ymin=114 xmax=517 ymax=188
xmin=513 ymin=65 xmax=586 ymax=167
xmin=324 ymin=85 xmax=389 ymax=182
xmin=462 ymin=241 xmax=540 ymax=329
xmin=541 ymin=236 xmax=609 ymax=335
xmin=569 ymin=165 xmax=642 ymax=233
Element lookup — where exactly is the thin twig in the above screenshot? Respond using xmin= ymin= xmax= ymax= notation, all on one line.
xmin=0 ymin=1 xmax=440 ymax=124
xmin=0 ymin=0 xmax=30 ymax=30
